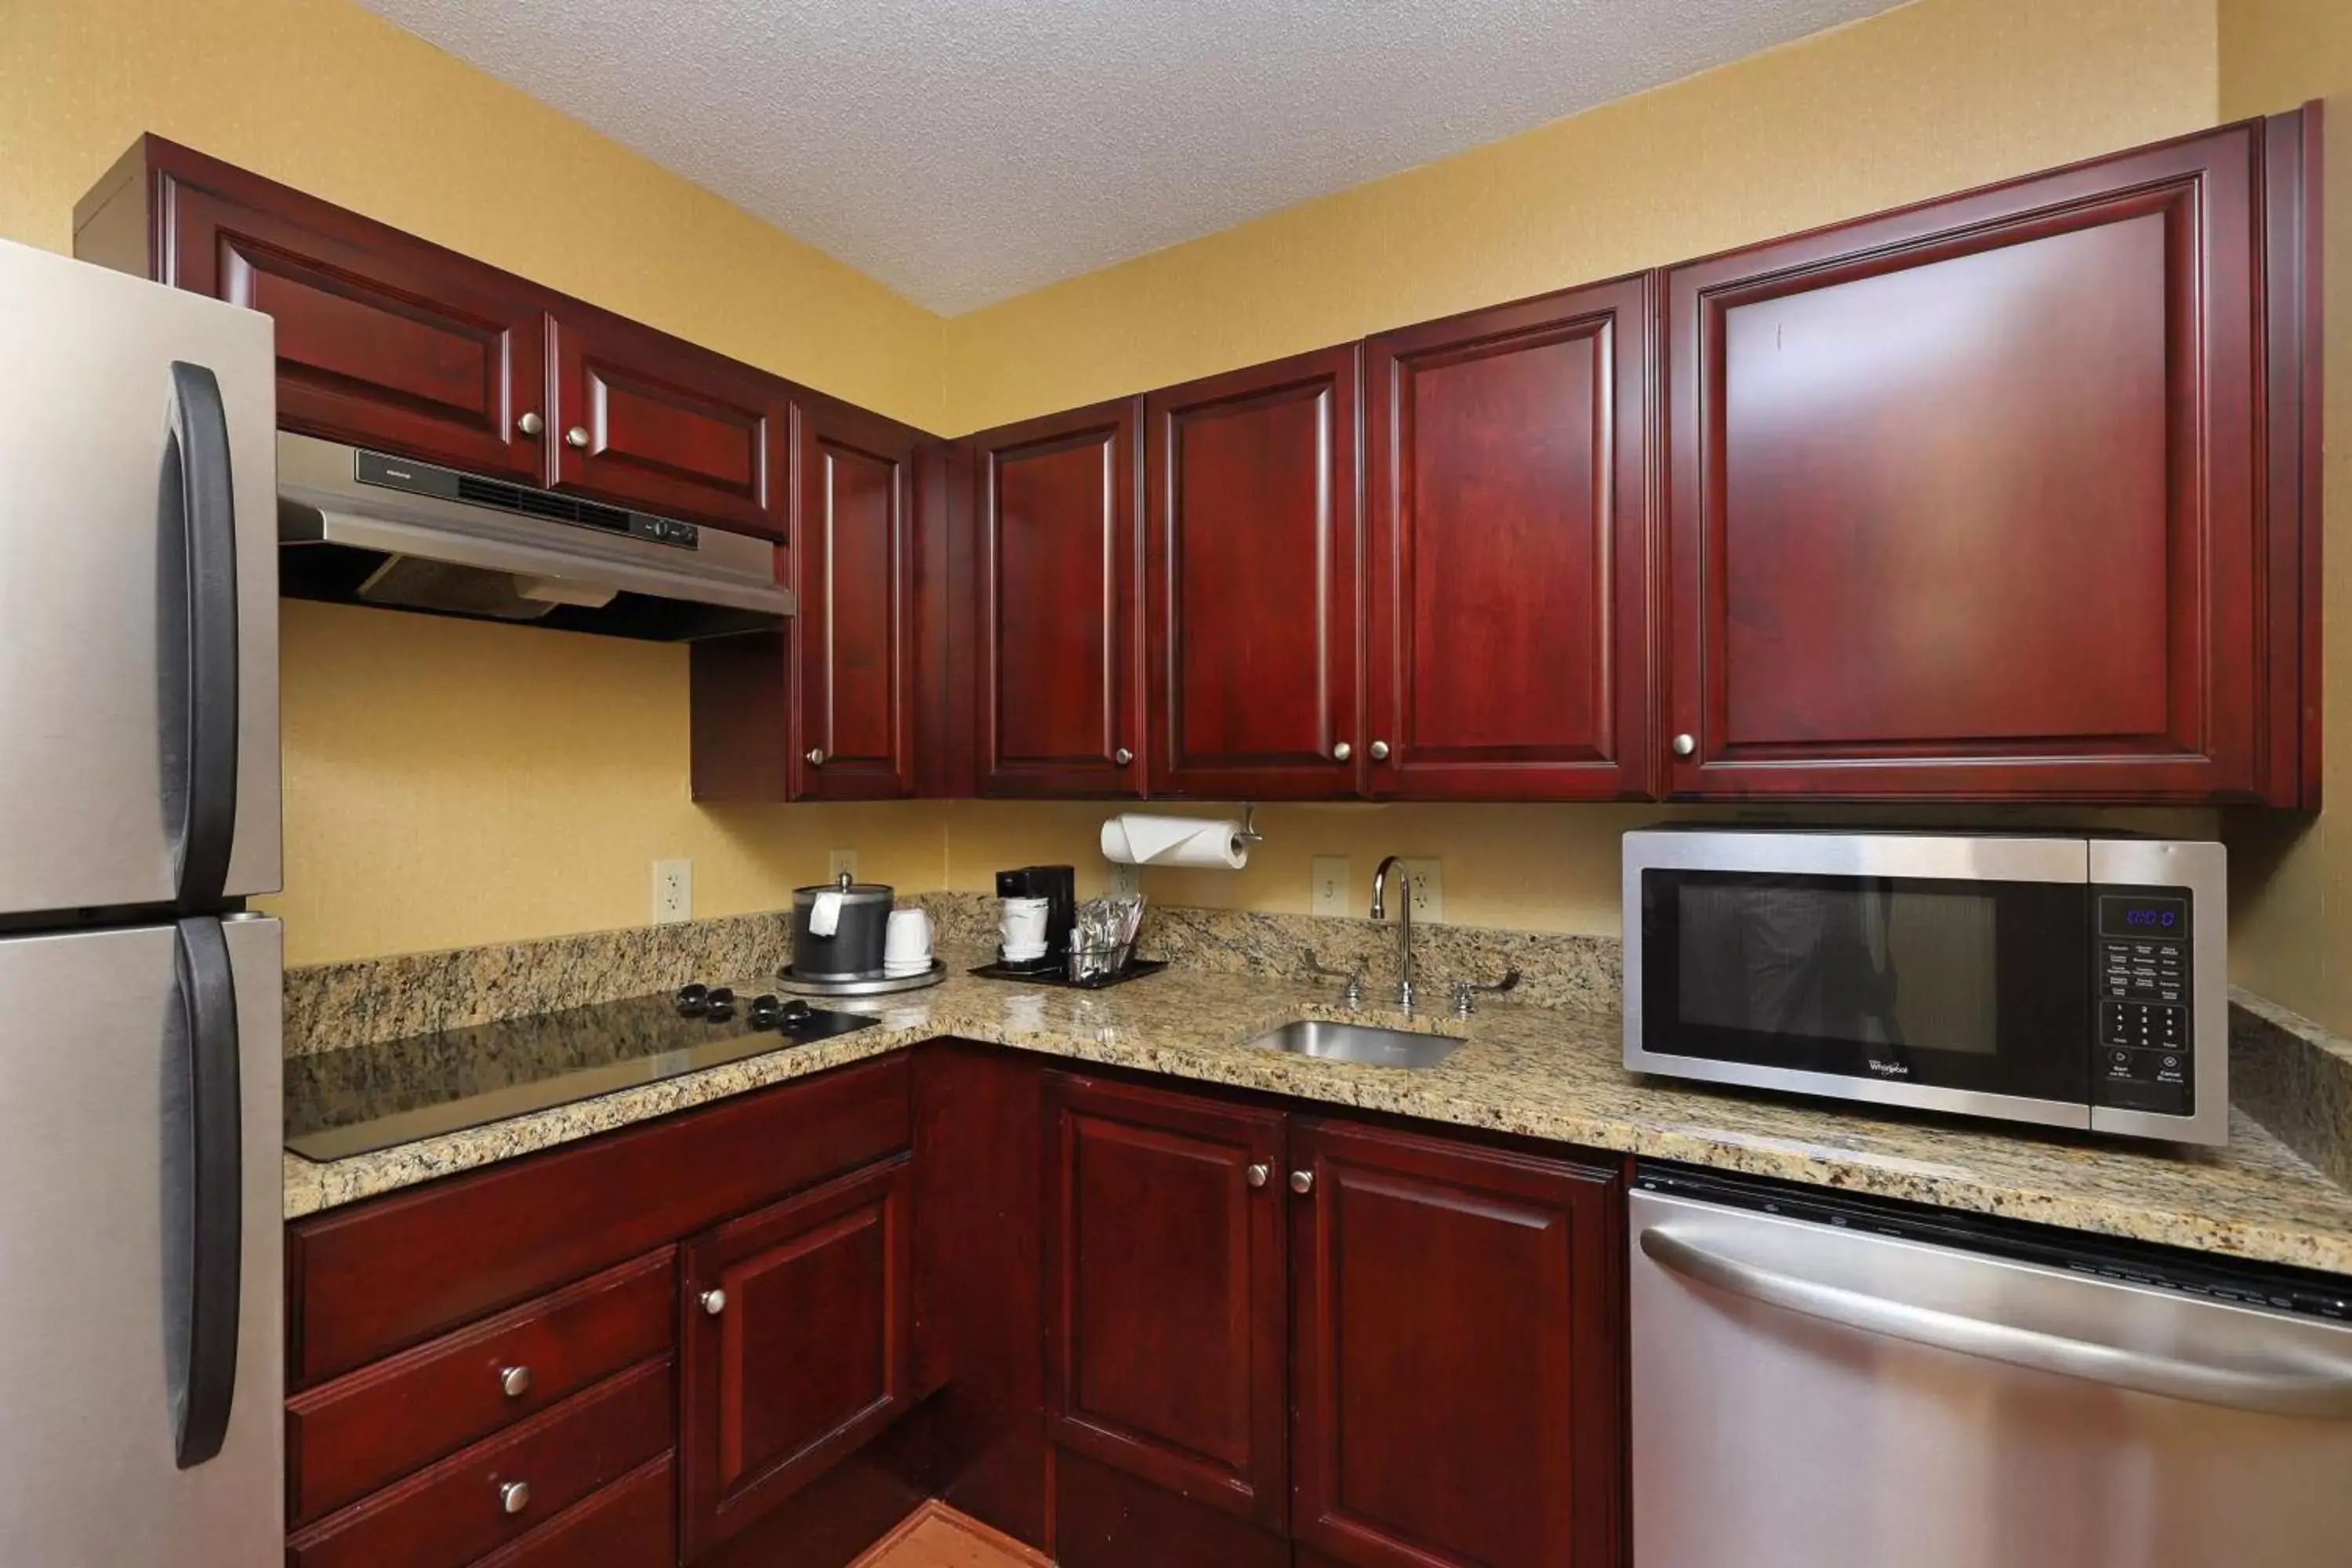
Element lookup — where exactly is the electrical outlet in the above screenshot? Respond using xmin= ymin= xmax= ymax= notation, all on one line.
xmin=1108 ymin=861 xmax=1142 ymax=899
xmin=652 ymin=859 xmax=692 ymax=925
xmin=828 ymin=848 xmax=858 ymax=884
xmin=1312 ymin=856 xmax=1351 ymax=917
xmin=1401 ymin=858 xmax=1443 ymax=923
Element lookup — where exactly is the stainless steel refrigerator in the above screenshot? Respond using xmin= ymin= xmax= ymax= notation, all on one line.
xmin=0 ymin=238 xmax=283 ymax=1563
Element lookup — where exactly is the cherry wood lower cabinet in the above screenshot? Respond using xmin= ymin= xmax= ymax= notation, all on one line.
xmin=1041 ymin=1068 xmax=1628 ymax=1568
xmin=681 ymin=1152 xmax=917 ymax=1558
xmin=1044 ymin=1073 xmax=1290 ymax=1527
xmin=283 ymin=1056 xmax=913 ymax=1566
xmin=1290 ymin=1119 xmax=1624 ymax=1568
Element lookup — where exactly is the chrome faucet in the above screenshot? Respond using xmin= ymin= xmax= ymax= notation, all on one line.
xmin=1370 ymin=855 xmax=1416 ymax=1011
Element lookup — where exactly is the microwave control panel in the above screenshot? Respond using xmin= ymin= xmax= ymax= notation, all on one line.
xmin=2092 ymin=888 xmax=2192 ymax=1116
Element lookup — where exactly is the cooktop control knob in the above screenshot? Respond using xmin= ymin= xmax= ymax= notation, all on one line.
xmin=673 ymin=983 xmax=708 ymax=1015
xmin=748 ymin=993 xmax=783 ymax=1029
xmin=701 ymin=985 xmax=735 ymax=1022
xmin=780 ymin=998 xmax=814 ymax=1029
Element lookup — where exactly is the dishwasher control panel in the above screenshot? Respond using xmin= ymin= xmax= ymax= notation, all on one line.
xmin=2092 ymin=887 xmax=2192 ymax=1117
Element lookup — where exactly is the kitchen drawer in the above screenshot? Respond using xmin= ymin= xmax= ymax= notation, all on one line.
xmin=474 ymin=1452 xmax=677 ymax=1568
xmin=287 ymin=1250 xmax=675 ymax=1526
xmin=289 ymin=1054 xmax=910 ymax=1385
xmin=284 ymin=1356 xmax=673 ymax=1568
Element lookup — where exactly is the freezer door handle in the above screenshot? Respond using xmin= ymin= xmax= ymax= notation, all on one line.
xmin=1640 ymin=1225 xmax=2352 ymax=1420
xmin=162 ymin=362 xmax=240 ymax=911
xmin=172 ymin=916 xmax=242 ymax=1468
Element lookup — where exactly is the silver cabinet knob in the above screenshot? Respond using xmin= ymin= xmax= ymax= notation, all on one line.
xmin=515 ymin=411 xmax=544 ymax=437
xmin=700 ymin=1288 xmax=728 ymax=1316
xmin=500 ymin=1481 xmax=532 ymax=1515
xmin=804 ymin=748 xmax=826 ymax=767
xmin=564 ymin=425 xmax=590 ymax=449
xmin=1368 ymin=740 xmax=1390 ymax=761
xmin=1113 ymin=747 xmax=1134 ymax=767
xmin=1289 ymin=1169 xmax=1314 ymax=1196
xmin=499 ymin=1365 xmax=532 ymax=1399
xmin=1672 ymin=732 xmax=1697 ymax=757
xmin=1332 ymin=742 xmax=1353 ymax=762
xmin=1245 ymin=1162 xmax=1269 ymax=1189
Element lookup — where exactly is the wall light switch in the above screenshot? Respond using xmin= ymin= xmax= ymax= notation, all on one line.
xmin=829 ymin=848 xmax=859 ymax=884
xmin=1312 ymin=857 xmax=1351 ymax=917
xmin=1401 ymin=858 xmax=1443 ymax=924
xmin=653 ymin=859 xmax=692 ymax=925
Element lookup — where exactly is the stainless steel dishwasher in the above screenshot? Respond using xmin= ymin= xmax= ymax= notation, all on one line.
xmin=1629 ymin=1167 xmax=2352 ymax=1568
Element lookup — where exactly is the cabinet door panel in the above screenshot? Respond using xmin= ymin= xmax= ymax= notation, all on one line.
xmin=1290 ymin=1121 xmax=1624 ymax=1568
xmin=681 ymin=1155 xmax=914 ymax=1559
xmin=975 ymin=400 xmax=1145 ymax=796
xmin=1146 ymin=347 xmax=1361 ymax=797
xmin=1367 ymin=279 xmax=1653 ymax=800
xmin=1667 ymin=125 xmax=2267 ymax=799
xmin=795 ymin=401 xmax=918 ymax=798
xmin=550 ymin=313 xmax=789 ymax=536
xmin=162 ymin=181 xmax=546 ymax=480
xmin=1044 ymin=1074 xmax=1287 ymax=1527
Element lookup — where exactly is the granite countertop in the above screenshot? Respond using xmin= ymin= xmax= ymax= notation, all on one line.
xmin=282 ymin=965 xmax=2352 ymax=1277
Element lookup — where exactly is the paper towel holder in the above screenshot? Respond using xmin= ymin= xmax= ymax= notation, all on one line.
xmin=1236 ymin=804 xmax=1264 ymax=847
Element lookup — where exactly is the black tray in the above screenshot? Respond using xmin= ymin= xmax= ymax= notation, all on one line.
xmin=967 ymin=958 xmax=1169 ymax=990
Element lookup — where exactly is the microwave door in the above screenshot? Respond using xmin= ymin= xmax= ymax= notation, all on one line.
xmin=0 ymin=241 xmax=280 ymax=920
xmin=0 ymin=918 xmax=282 ymax=1565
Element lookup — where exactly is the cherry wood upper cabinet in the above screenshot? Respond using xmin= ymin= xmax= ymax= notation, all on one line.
xmin=548 ymin=310 xmax=792 ymax=539
xmin=1287 ymin=1120 xmax=1624 ymax=1568
xmin=1044 ymin=1073 xmax=1289 ymax=1530
xmin=74 ymin=136 xmax=547 ymax=482
xmin=680 ymin=1154 xmax=915 ymax=1560
xmin=971 ymin=399 xmax=1147 ymax=797
xmin=1365 ymin=278 xmax=1655 ymax=801
xmin=1665 ymin=111 xmax=2321 ymax=803
xmin=1146 ymin=347 xmax=1363 ymax=799
xmin=793 ymin=398 xmax=919 ymax=800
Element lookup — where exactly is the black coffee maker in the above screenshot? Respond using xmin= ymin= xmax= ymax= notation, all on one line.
xmin=996 ymin=865 xmax=1076 ymax=972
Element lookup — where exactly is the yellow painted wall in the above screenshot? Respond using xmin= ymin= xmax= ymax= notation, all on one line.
xmin=938 ymin=0 xmax=2221 ymax=433
xmin=2220 ymin=0 xmax=2351 ymax=1033
xmin=932 ymin=0 xmax=2227 ymax=936
xmin=1 ymin=0 xmax=953 ymax=964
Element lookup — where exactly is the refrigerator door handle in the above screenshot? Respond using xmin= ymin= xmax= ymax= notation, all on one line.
xmin=1640 ymin=1225 xmax=2352 ymax=1420
xmin=172 ymin=915 xmax=242 ymax=1468
xmin=163 ymin=362 xmax=240 ymax=912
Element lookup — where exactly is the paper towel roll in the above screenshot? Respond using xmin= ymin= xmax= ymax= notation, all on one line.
xmin=1100 ymin=814 xmax=1251 ymax=870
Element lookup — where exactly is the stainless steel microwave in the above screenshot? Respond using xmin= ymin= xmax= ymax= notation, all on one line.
xmin=1622 ymin=830 xmax=2226 ymax=1146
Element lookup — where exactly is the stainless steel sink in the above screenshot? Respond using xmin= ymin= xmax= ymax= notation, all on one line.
xmin=1247 ymin=1018 xmax=1464 ymax=1070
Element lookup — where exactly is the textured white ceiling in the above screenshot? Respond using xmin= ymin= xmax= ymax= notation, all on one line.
xmin=358 ymin=0 xmax=1911 ymax=314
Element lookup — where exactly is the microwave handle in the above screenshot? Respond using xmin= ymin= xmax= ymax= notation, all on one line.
xmin=1641 ymin=1226 xmax=2352 ymax=1420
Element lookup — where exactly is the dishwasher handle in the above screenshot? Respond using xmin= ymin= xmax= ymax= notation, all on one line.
xmin=1641 ymin=1225 xmax=2352 ymax=1421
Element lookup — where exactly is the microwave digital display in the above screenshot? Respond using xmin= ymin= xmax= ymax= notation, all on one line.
xmin=2099 ymin=895 xmax=2188 ymax=938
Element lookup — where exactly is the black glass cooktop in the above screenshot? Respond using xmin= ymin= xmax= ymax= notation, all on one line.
xmin=285 ymin=985 xmax=880 ymax=1163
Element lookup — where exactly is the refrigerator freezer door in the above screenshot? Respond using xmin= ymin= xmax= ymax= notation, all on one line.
xmin=0 ymin=239 xmax=280 ymax=917
xmin=0 ymin=917 xmax=282 ymax=1564
xmin=1630 ymin=1189 xmax=2352 ymax=1568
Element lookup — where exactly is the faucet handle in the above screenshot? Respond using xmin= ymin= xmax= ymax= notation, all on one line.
xmin=1450 ymin=967 xmax=1522 ymax=1017
xmin=1301 ymin=951 xmax=1365 ymax=1007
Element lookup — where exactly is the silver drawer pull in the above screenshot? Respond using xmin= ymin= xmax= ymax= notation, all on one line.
xmin=564 ymin=425 xmax=590 ymax=449
xmin=701 ymin=1288 xmax=728 ymax=1316
xmin=499 ymin=1364 xmax=532 ymax=1399
xmin=500 ymin=1480 xmax=531 ymax=1515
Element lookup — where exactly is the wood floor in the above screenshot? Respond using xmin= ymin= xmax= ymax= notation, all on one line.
xmin=849 ymin=1501 xmax=1053 ymax=1568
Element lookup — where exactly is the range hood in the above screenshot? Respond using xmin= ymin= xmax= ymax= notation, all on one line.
xmin=276 ymin=433 xmax=793 ymax=641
